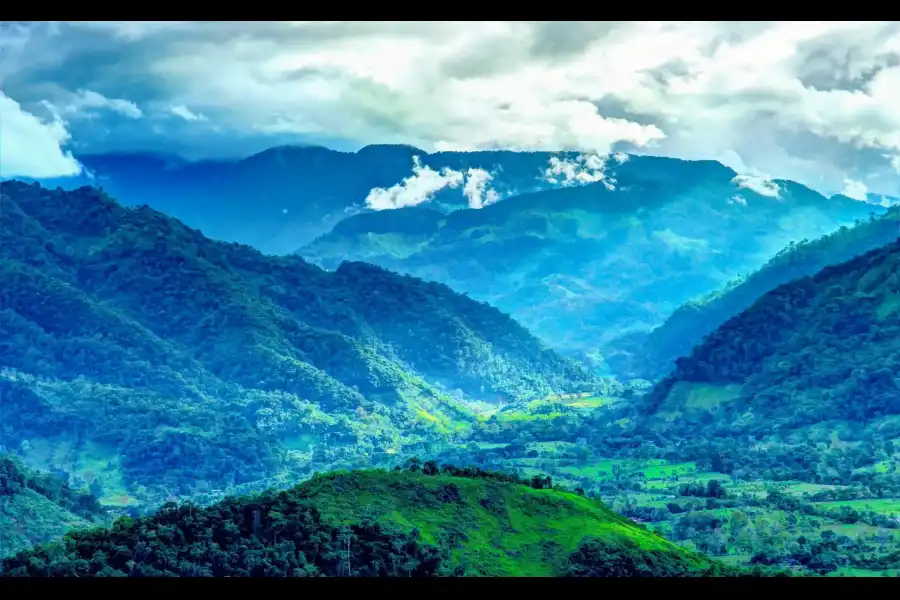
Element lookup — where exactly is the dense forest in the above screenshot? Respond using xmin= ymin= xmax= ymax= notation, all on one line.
xmin=608 ymin=206 xmax=900 ymax=380
xmin=0 ymin=181 xmax=609 ymax=513
xmin=2 ymin=466 xmax=768 ymax=577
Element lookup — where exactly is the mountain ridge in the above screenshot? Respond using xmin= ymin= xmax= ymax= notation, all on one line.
xmin=0 ymin=180 xmax=609 ymax=510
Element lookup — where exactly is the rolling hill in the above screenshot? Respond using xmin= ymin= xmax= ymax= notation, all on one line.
xmin=0 ymin=180 xmax=611 ymax=511
xmin=608 ymin=206 xmax=900 ymax=381
xmin=301 ymin=157 xmax=880 ymax=360
xmin=0 ymin=467 xmax=738 ymax=577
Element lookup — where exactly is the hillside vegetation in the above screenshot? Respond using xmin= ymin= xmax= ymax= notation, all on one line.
xmin=302 ymin=156 xmax=879 ymax=360
xmin=642 ymin=237 xmax=900 ymax=436
xmin=1 ymin=468 xmax=748 ymax=577
xmin=0 ymin=181 xmax=608 ymax=511
xmin=608 ymin=206 xmax=900 ymax=380
xmin=0 ymin=454 xmax=106 ymax=557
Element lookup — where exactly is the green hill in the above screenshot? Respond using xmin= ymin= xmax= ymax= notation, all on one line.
xmin=301 ymin=159 xmax=879 ymax=361
xmin=608 ymin=207 xmax=900 ymax=380
xmin=0 ymin=181 xmax=611 ymax=511
xmin=0 ymin=454 xmax=106 ymax=557
xmin=0 ymin=468 xmax=734 ymax=577
xmin=640 ymin=237 xmax=900 ymax=441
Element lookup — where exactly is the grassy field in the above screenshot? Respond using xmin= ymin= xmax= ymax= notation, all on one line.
xmin=813 ymin=499 xmax=900 ymax=516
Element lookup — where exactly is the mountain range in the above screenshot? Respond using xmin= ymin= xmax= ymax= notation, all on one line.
xmin=4 ymin=144 xmax=900 ymax=577
xmin=300 ymin=153 xmax=883 ymax=364
xmin=29 ymin=145 xmax=571 ymax=254
xmin=0 ymin=180 xmax=611 ymax=514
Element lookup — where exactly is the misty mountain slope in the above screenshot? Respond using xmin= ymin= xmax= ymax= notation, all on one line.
xmin=0 ymin=181 xmax=608 ymax=507
xmin=639 ymin=237 xmax=900 ymax=438
xmin=608 ymin=206 xmax=900 ymax=380
xmin=28 ymin=146 xmax=583 ymax=254
xmin=302 ymin=158 xmax=881 ymax=360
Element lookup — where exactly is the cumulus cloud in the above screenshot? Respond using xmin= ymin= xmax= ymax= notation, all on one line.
xmin=2 ymin=21 xmax=900 ymax=195
xmin=0 ymin=92 xmax=82 ymax=178
xmin=732 ymin=174 xmax=782 ymax=199
xmin=365 ymin=156 xmax=463 ymax=210
xmin=841 ymin=178 xmax=869 ymax=201
xmin=729 ymin=195 xmax=749 ymax=206
xmin=365 ymin=157 xmax=503 ymax=210
xmin=462 ymin=168 xmax=501 ymax=209
xmin=171 ymin=104 xmax=208 ymax=122
xmin=544 ymin=153 xmax=617 ymax=190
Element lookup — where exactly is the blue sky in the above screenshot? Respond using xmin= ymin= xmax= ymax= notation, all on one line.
xmin=2 ymin=21 xmax=900 ymax=199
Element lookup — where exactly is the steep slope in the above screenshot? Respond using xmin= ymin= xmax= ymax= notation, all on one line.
xmin=28 ymin=146 xmax=569 ymax=254
xmin=0 ymin=181 xmax=609 ymax=508
xmin=0 ymin=455 xmax=106 ymax=558
xmin=0 ymin=468 xmax=727 ymax=577
xmin=303 ymin=158 xmax=880 ymax=359
xmin=640 ymin=238 xmax=900 ymax=438
xmin=608 ymin=207 xmax=900 ymax=380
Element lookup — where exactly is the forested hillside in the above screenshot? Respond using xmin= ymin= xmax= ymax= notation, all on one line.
xmin=0 ymin=181 xmax=609 ymax=513
xmin=641 ymin=238 xmax=900 ymax=436
xmin=302 ymin=158 xmax=879 ymax=361
xmin=608 ymin=207 xmax=900 ymax=380
xmin=0 ymin=454 xmax=106 ymax=557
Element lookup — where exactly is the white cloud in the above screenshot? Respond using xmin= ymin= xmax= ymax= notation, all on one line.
xmin=544 ymin=153 xmax=617 ymax=190
xmin=729 ymin=195 xmax=748 ymax=206
xmin=366 ymin=158 xmax=503 ymax=210
xmin=840 ymin=178 xmax=869 ymax=201
xmin=365 ymin=156 xmax=463 ymax=210
xmin=4 ymin=22 xmax=900 ymax=195
xmin=888 ymin=154 xmax=900 ymax=173
xmin=62 ymin=89 xmax=143 ymax=119
xmin=170 ymin=104 xmax=208 ymax=122
xmin=463 ymin=168 xmax=501 ymax=209
xmin=0 ymin=92 xmax=82 ymax=178
xmin=732 ymin=174 xmax=782 ymax=198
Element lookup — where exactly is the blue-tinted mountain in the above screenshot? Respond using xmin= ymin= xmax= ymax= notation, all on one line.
xmin=25 ymin=145 xmax=571 ymax=254
xmin=301 ymin=157 xmax=882 ymax=363
xmin=608 ymin=206 xmax=900 ymax=380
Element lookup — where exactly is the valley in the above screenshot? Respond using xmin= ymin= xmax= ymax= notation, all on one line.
xmin=2 ymin=153 xmax=899 ymax=578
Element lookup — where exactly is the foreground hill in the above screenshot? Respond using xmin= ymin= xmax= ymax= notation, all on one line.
xmin=640 ymin=237 xmax=900 ymax=440
xmin=609 ymin=207 xmax=900 ymax=380
xmin=0 ymin=468 xmax=735 ymax=577
xmin=0 ymin=181 xmax=608 ymax=509
xmin=302 ymin=157 xmax=878 ymax=359
xmin=0 ymin=455 xmax=106 ymax=558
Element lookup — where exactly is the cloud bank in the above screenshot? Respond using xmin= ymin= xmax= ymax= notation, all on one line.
xmin=0 ymin=92 xmax=82 ymax=178
xmin=2 ymin=21 xmax=900 ymax=195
